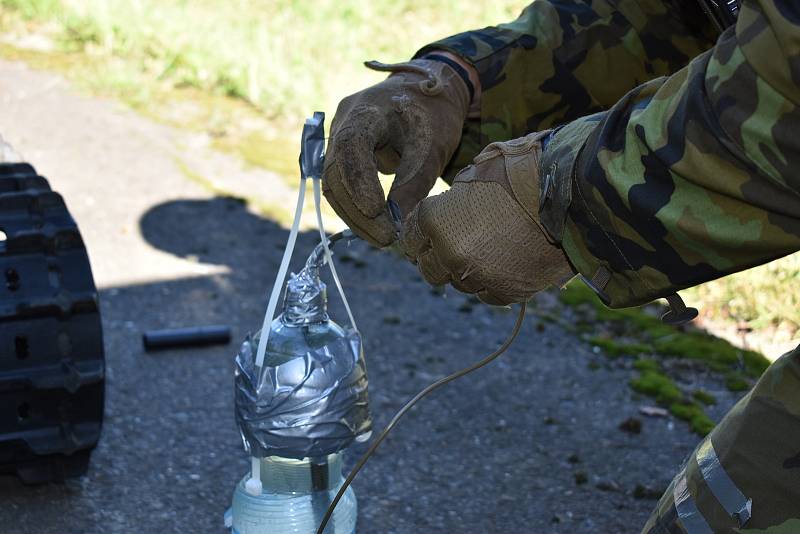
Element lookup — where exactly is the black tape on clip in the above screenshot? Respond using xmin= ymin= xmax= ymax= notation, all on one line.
xmin=300 ymin=111 xmax=326 ymax=179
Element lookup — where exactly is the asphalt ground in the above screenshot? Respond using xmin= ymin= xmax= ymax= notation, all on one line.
xmin=0 ymin=59 xmax=745 ymax=533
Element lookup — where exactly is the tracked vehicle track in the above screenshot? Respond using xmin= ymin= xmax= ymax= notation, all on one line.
xmin=0 ymin=162 xmax=104 ymax=484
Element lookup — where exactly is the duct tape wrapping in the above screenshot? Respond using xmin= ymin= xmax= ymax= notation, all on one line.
xmin=234 ymin=271 xmax=371 ymax=459
xmin=283 ymin=267 xmax=328 ymax=325
xmin=673 ymin=471 xmax=713 ymax=534
xmin=695 ymin=440 xmax=752 ymax=527
xmin=300 ymin=112 xmax=325 ymax=179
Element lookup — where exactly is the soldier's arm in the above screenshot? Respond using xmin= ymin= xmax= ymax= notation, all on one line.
xmin=537 ymin=0 xmax=800 ymax=308
xmin=417 ymin=0 xmax=716 ymax=179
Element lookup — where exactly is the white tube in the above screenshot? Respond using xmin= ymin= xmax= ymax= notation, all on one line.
xmin=313 ymin=177 xmax=358 ymax=332
xmin=249 ymin=176 xmax=307 ymax=489
xmin=254 ymin=178 xmax=307 ymax=371
xmin=245 ymin=457 xmax=262 ymax=496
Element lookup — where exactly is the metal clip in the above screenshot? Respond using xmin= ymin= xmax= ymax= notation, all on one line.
xmin=299 ymin=111 xmax=326 ymax=180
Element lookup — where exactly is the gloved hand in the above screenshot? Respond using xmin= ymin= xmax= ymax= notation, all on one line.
xmin=322 ymin=58 xmax=471 ymax=247
xmin=400 ymin=131 xmax=575 ymax=305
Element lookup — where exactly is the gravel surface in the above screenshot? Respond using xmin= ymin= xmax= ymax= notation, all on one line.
xmin=0 ymin=59 xmax=746 ymax=533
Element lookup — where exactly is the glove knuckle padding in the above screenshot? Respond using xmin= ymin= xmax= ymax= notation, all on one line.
xmin=417 ymin=248 xmax=450 ymax=285
xmin=443 ymin=180 xmax=545 ymax=302
xmin=402 ymin=131 xmax=573 ymax=304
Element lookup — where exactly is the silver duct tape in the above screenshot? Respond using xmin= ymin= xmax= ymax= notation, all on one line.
xmin=674 ymin=471 xmax=713 ymax=534
xmin=283 ymin=267 xmax=328 ymax=325
xmin=234 ymin=319 xmax=371 ymax=460
xmin=696 ymin=439 xmax=752 ymax=527
xmin=300 ymin=112 xmax=325 ymax=179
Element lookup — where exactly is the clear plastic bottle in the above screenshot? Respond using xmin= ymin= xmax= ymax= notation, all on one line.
xmin=226 ymin=453 xmax=357 ymax=534
xmin=229 ymin=261 xmax=370 ymax=533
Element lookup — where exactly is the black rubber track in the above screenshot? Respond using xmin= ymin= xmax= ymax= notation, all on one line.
xmin=0 ymin=162 xmax=104 ymax=484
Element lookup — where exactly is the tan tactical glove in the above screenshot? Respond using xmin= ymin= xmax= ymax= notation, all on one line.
xmin=322 ymin=58 xmax=470 ymax=247
xmin=400 ymin=131 xmax=575 ymax=306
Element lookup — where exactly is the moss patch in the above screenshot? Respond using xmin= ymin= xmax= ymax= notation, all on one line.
xmin=630 ymin=371 xmax=682 ymax=405
xmin=653 ymin=332 xmax=768 ymax=378
xmin=669 ymin=402 xmax=715 ymax=436
xmin=589 ymin=337 xmax=650 ymax=358
xmin=633 ymin=358 xmax=660 ymax=373
xmin=212 ymin=131 xmax=299 ymax=184
xmin=692 ymin=390 xmax=717 ymax=406
xmin=560 ymin=280 xmax=770 ymax=437
xmin=560 ymin=283 xmax=674 ymax=337
xmin=724 ymin=372 xmax=750 ymax=392
xmin=560 ymin=280 xmax=770 ymax=387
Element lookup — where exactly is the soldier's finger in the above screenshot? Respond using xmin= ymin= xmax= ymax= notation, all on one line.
xmin=323 ymin=106 xmax=397 ymax=247
xmin=388 ymin=112 xmax=441 ymax=217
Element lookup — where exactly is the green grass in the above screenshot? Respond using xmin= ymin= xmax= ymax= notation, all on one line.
xmin=0 ymin=2 xmax=792 ymax=439
xmin=0 ymin=0 xmax=527 ymax=181
xmin=685 ymin=253 xmax=800 ymax=331
xmin=3 ymin=1 xmax=799 ymax=339
xmin=0 ymin=0 xmax=527 ymax=125
xmin=652 ymin=331 xmax=768 ymax=377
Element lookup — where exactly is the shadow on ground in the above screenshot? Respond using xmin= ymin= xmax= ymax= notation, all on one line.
xmin=0 ymin=196 xmax=741 ymax=533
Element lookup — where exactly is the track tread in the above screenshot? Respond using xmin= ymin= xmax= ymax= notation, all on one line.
xmin=0 ymin=162 xmax=104 ymax=484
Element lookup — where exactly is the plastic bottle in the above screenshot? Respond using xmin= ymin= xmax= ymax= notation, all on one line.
xmin=226 ymin=453 xmax=357 ymax=534
xmin=228 ymin=258 xmax=370 ymax=533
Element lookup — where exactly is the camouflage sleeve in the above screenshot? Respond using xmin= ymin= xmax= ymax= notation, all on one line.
xmin=537 ymin=0 xmax=800 ymax=308
xmin=416 ymin=0 xmax=716 ymax=181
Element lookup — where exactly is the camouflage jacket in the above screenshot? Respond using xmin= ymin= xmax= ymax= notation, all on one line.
xmin=418 ymin=0 xmax=799 ymax=308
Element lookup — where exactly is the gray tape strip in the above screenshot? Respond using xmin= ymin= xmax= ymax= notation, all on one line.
xmin=674 ymin=472 xmax=713 ymax=534
xmin=696 ymin=440 xmax=752 ymax=527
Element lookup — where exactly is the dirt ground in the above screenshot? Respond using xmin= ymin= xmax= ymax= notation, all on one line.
xmin=0 ymin=58 xmax=747 ymax=533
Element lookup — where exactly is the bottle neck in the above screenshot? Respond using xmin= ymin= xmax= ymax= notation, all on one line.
xmin=260 ymin=453 xmax=343 ymax=493
xmin=282 ymin=265 xmax=329 ymax=325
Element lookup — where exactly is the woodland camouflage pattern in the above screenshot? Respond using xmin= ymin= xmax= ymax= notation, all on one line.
xmin=642 ymin=345 xmax=800 ymax=533
xmin=416 ymin=0 xmax=800 ymax=531
xmin=421 ymin=0 xmax=800 ymax=308
xmin=417 ymin=0 xmax=717 ymax=183
xmin=541 ymin=0 xmax=800 ymax=309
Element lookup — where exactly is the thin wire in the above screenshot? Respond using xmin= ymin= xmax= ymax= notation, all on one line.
xmin=316 ymin=302 xmax=528 ymax=534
